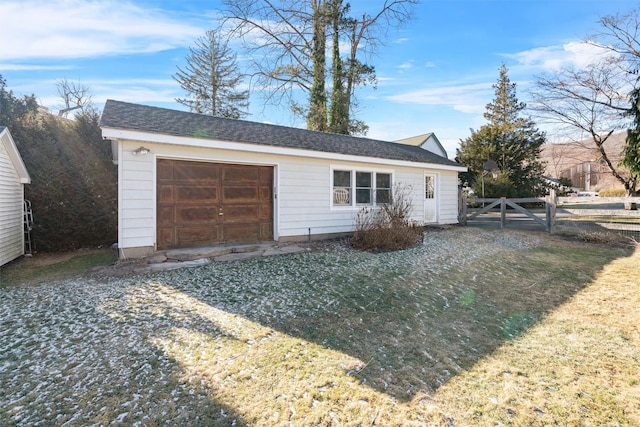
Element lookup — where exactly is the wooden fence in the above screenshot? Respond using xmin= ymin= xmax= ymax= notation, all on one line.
xmin=459 ymin=191 xmax=640 ymax=234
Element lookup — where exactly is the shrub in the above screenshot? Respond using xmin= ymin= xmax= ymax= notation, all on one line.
xmin=599 ymin=188 xmax=627 ymax=197
xmin=350 ymin=184 xmax=424 ymax=252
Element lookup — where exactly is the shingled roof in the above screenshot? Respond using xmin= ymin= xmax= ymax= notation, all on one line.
xmin=100 ymin=100 xmax=463 ymax=168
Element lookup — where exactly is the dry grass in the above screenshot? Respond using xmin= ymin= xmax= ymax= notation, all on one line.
xmin=426 ymin=239 xmax=640 ymax=426
xmin=1 ymin=228 xmax=638 ymax=426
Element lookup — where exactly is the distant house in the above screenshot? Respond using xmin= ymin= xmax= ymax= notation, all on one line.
xmin=395 ymin=133 xmax=449 ymax=159
xmin=0 ymin=127 xmax=31 ymax=266
xmin=100 ymin=100 xmax=466 ymax=258
xmin=541 ymin=132 xmax=626 ymax=192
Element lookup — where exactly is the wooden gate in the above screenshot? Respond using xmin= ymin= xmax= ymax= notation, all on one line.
xmin=459 ymin=192 xmax=557 ymax=233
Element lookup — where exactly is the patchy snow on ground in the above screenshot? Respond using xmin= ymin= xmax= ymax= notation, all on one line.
xmin=0 ymin=228 xmax=546 ymax=426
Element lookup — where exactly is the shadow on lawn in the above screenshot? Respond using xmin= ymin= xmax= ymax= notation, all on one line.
xmin=94 ymin=284 xmax=255 ymax=426
xmin=152 ymin=230 xmax=633 ymax=403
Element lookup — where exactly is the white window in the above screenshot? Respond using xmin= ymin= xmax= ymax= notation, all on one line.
xmin=356 ymin=172 xmax=372 ymax=204
xmin=333 ymin=169 xmax=392 ymax=207
xmin=376 ymin=173 xmax=391 ymax=204
xmin=333 ymin=170 xmax=352 ymax=205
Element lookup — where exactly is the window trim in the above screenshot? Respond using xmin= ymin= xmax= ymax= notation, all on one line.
xmin=331 ymin=166 xmax=393 ymax=209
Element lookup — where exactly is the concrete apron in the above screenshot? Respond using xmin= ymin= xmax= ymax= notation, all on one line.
xmin=135 ymin=242 xmax=309 ymax=274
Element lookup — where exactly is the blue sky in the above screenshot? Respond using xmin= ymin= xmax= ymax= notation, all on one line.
xmin=0 ymin=0 xmax=636 ymax=157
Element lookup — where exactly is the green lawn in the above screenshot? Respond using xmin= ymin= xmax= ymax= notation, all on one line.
xmin=0 ymin=248 xmax=118 ymax=287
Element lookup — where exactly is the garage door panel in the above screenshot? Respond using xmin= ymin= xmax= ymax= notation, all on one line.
xmin=223 ymin=167 xmax=259 ymax=183
xmin=259 ymin=186 xmax=272 ymax=200
xmin=259 ymin=168 xmax=272 ymax=181
xmin=259 ymin=205 xmax=272 ymax=219
xmin=176 ymin=226 xmax=219 ymax=245
xmin=157 ymin=160 xmax=173 ymax=180
xmin=223 ymin=187 xmax=258 ymax=202
xmin=223 ymin=223 xmax=261 ymax=243
xmin=260 ymin=223 xmax=273 ymax=239
xmin=158 ymin=206 xmax=175 ymax=225
xmin=158 ymin=185 xmax=174 ymax=203
xmin=176 ymin=206 xmax=219 ymax=223
xmin=175 ymin=162 xmax=219 ymax=182
xmin=176 ymin=186 xmax=218 ymax=203
xmin=157 ymin=227 xmax=175 ymax=247
xmin=223 ymin=205 xmax=259 ymax=220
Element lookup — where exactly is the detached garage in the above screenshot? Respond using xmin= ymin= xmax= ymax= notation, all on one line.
xmin=0 ymin=126 xmax=31 ymax=266
xmin=100 ymin=100 xmax=466 ymax=259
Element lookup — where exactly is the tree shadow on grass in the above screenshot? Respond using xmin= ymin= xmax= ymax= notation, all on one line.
xmin=152 ymin=229 xmax=633 ymax=404
xmin=0 ymin=281 xmax=249 ymax=427
xmin=95 ymin=283 xmax=256 ymax=426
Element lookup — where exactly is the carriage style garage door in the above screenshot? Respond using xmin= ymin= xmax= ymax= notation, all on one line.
xmin=157 ymin=159 xmax=273 ymax=250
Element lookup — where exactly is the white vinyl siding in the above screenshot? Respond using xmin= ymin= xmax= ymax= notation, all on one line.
xmin=115 ymin=139 xmax=462 ymax=253
xmin=118 ymin=142 xmax=155 ymax=251
xmin=0 ymin=141 xmax=24 ymax=266
xmin=438 ymin=171 xmax=461 ymax=224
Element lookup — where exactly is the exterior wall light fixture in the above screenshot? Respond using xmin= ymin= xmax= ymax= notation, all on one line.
xmin=132 ymin=146 xmax=151 ymax=155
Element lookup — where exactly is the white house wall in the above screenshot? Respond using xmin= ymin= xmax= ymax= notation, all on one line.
xmin=0 ymin=140 xmax=24 ymax=266
xmin=438 ymin=171 xmax=461 ymax=223
xmin=116 ymin=139 xmax=460 ymax=256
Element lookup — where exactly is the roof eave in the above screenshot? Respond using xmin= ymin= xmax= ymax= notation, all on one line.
xmin=102 ymin=127 xmax=467 ymax=172
xmin=0 ymin=127 xmax=31 ymax=184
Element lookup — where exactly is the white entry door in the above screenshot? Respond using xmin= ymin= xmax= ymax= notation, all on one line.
xmin=424 ymin=173 xmax=438 ymax=223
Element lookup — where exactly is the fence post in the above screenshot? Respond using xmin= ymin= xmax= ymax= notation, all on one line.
xmin=459 ymin=192 xmax=467 ymax=225
xmin=546 ymin=189 xmax=556 ymax=234
xmin=500 ymin=197 xmax=506 ymax=229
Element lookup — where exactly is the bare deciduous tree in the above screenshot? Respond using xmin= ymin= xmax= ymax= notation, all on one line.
xmin=57 ymin=78 xmax=93 ymax=117
xmin=530 ymin=7 xmax=640 ymax=196
xmin=222 ymin=0 xmax=416 ymax=135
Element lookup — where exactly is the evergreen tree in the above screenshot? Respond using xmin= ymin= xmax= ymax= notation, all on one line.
xmin=0 ymin=76 xmax=117 ymax=251
xmin=0 ymin=74 xmax=39 ymax=131
xmin=457 ymin=64 xmax=547 ymax=197
xmin=623 ymin=83 xmax=640 ymax=196
xmin=174 ymin=30 xmax=249 ymax=119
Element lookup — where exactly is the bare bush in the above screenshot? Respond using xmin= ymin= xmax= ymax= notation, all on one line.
xmin=350 ymin=184 xmax=423 ymax=252
xmin=598 ymin=188 xmax=627 ymax=197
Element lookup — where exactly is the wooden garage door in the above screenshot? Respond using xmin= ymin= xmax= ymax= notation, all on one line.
xmin=157 ymin=159 xmax=273 ymax=250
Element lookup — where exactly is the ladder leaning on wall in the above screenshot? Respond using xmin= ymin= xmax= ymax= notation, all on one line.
xmin=24 ymin=200 xmax=34 ymax=256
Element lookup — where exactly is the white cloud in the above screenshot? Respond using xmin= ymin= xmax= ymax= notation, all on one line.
xmin=21 ymin=76 xmax=180 ymax=113
xmin=398 ymin=60 xmax=413 ymax=70
xmin=387 ymin=82 xmax=492 ymax=114
xmin=506 ymin=41 xmax=615 ymax=71
xmin=0 ymin=64 xmax=76 ymax=71
xmin=0 ymin=0 xmax=205 ymax=61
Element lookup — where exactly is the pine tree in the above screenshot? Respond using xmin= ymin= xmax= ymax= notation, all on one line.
xmin=457 ymin=64 xmax=547 ymax=197
xmin=174 ymin=30 xmax=249 ymax=119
